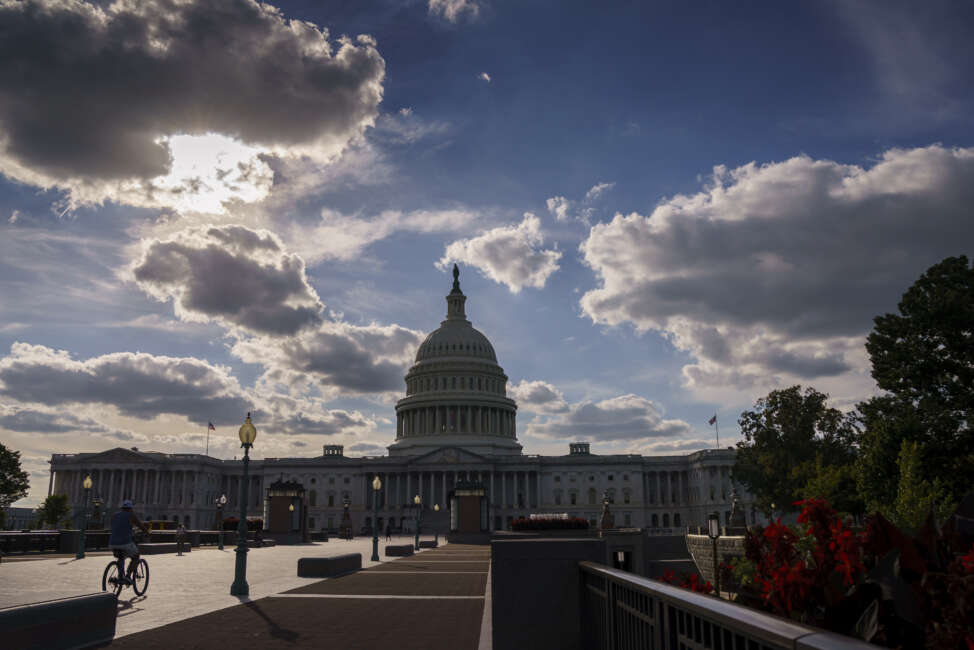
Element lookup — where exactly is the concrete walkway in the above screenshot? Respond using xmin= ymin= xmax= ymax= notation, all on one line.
xmin=104 ymin=544 xmax=492 ymax=649
xmin=0 ymin=535 xmax=433 ymax=640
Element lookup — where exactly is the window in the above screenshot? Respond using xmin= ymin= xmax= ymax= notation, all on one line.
xmin=570 ymin=492 xmax=577 ymax=505
xmin=309 ymin=490 xmax=317 ymax=506
xmin=328 ymin=494 xmax=334 ymax=507
xmin=329 ymin=477 xmax=335 ymax=485
xmin=662 ymin=514 xmax=670 ymax=527
xmin=309 ymin=518 xmax=315 ymax=529
xmin=554 ymin=492 xmax=562 ymax=505
xmin=452 ymin=377 xmax=456 ymax=389
xmin=608 ymin=474 xmax=614 ymax=481
xmin=651 ymin=514 xmax=659 ymax=527
xmin=624 ymin=513 xmax=631 ymax=527
xmin=589 ymin=475 xmax=595 ymax=482
xmin=623 ymin=491 xmax=630 ymax=505
xmin=310 ymin=477 xmax=316 ymax=484
xmin=344 ymin=477 xmax=350 ymax=485
xmin=588 ymin=488 xmax=597 ymax=505
xmin=623 ymin=474 xmax=629 ymax=481
xmin=674 ymin=513 xmax=681 ymax=527
xmin=554 ymin=475 xmax=561 ymax=483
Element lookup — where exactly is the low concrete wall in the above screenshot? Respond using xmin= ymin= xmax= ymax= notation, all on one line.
xmin=140 ymin=543 xmax=189 ymax=555
xmin=686 ymin=534 xmax=746 ymax=587
xmin=0 ymin=592 xmax=116 ymax=649
xmin=297 ymin=553 xmax=361 ymax=578
xmin=492 ymin=537 xmax=605 ymax=650
xmin=385 ymin=544 xmax=414 ymax=556
xmin=418 ymin=540 xmax=438 ymax=548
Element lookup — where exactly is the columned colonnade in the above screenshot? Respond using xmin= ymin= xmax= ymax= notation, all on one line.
xmin=396 ymin=405 xmax=516 ymax=438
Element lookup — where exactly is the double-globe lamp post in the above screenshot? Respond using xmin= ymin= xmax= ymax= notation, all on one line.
xmin=371 ymin=475 xmax=382 ymax=561
xmin=76 ymin=475 xmax=93 ymax=559
xmin=413 ymin=494 xmax=422 ymax=550
xmin=230 ymin=413 xmax=257 ymax=597
xmin=707 ymin=511 xmax=721 ymax=597
xmin=216 ymin=494 xmax=227 ymax=550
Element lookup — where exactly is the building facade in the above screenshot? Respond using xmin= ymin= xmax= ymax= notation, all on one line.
xmin=49 ymin=269 xmax=750 ymax=532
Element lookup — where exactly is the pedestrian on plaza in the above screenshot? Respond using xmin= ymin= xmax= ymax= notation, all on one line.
xmin=176 ymin=523 xmax=186 ymax=556
xmin=385 ymin=522 xmax=392 ymax=541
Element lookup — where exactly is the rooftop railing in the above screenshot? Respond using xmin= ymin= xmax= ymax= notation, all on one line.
xmin=579 ymin=561 xmax=873 ymax=650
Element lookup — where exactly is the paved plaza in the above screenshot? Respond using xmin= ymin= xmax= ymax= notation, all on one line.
xmin=0 ymin=535 xmax=492 ymax=647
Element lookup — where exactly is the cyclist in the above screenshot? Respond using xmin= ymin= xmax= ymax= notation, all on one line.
xmin=108 ymin=500 xmax=150 ymax=585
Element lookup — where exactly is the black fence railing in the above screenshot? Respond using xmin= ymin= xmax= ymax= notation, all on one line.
xmin=579 ymin=562 xmax=873 ymax=650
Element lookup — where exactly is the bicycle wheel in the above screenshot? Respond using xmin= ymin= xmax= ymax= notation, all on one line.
xmin=132 ymin=558 xmax=150 ymax=596
xmin=103 ymin=560 xmax=123 ymax=596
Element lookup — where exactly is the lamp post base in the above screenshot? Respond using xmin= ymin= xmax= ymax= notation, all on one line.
xmin=230 ymin=545 xmax=250 ymax=596
xmin=371 ymin=536 xmax=379 ymax=562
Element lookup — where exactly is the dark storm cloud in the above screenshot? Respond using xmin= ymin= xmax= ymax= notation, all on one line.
xmin=132 ymin=225 xmax=323 ymax=336
xmin=525 ymin=394 xmax=691 ymax=442
xmin=580 ymin=145 xmax=974 ymax=388
xmin=0 ymin=342 xmax=251 ymax=425
xmin=0 ymin=0 xmax=384 ymax=186
xmin=276 ymin=409 xmax=369 ymax=436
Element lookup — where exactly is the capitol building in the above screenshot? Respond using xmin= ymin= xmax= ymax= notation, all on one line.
xmin=48 ymin=268 xmax=745 ymax=533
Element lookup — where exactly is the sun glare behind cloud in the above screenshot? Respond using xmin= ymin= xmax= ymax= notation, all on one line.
xmin=153 ymin=133 xmax=274 ymax=214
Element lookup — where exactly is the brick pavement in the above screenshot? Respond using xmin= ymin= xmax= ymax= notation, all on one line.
xmin=102 ymin=544 xmax=492 ymax=649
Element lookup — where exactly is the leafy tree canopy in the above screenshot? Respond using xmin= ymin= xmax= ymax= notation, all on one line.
xmin=36 ymin=493 xmax=69 ymax=529
xmin=734 ymin=385 xmax=859 ymax=515
xmin=0 ymin=441 xmax=30 ymax=509
xmin=863 ymin=255 xmax=974 ymax=503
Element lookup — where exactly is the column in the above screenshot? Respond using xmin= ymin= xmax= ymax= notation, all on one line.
xmin=490 ymin=471 xmax=495 ymax=506
xmin=154 ymin=470 xmax=161 ymax=505
xmin=441 ymin=472 xmax=446 ymax=506
xmin=500 ymin=471 xmax=506 ymax=508
xmin=536 ymin=471 xmax=542 ymax=508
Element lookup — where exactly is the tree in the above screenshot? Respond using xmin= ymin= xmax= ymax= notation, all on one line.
xmin=734 ymin=386 xmax=859 ymax=516
xmin=0 ymin=441 xmax=30 ymax=510
xmin=855 ymin=396 xmax=920 ymax=513
xmin=881 ymin=440 xmax=955 ymax=531
xmin=36 ymin=493 xmax=69 ymax=529
xmin=863 ymin=255 xmax=974 ymax=504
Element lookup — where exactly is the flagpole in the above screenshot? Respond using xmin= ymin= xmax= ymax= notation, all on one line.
xmin=714 ymin=414 xmax=719 ymax=448
xmin=205 ymin=424 xmax=210 ymax=457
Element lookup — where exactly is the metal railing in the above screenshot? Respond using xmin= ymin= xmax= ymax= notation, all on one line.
xmin=579 ymin=562 xmax=873 ymax=650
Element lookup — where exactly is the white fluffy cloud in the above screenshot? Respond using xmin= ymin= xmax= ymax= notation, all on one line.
xmin=585 ymin=182 xmax=615 ymax=200
xmin=438 ymin=214 xmax=561 ymax=293
xmin=546 ymin=181 xmax=615 ymax=224
xmin=429 ymin=0 xmax=480 ymax=22
xmin=546 ymin=196 xmax=572 ymax=222
xmin=579 ymin=144 xmax=974 ymax=397
xmin=131 ymin=225 xmax=323 ymax=336
xmin=508 ymin=380 xmax=569 ymax=414
xmin=0 ymin=0 xmax=385 ymax=211
xmin=479 ymin=72 xmax=492 ymax=83
xmin=524 ymin=394 xmax=691 ymax=442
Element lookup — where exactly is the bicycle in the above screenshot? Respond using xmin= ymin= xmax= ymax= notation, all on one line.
xmin=102 ymin=533 xmax=150 ymax=597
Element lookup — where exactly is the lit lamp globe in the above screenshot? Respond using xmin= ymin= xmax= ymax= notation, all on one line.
xmin=373 ymin=476 xmax=382 ymax=491
xmin=238 ymin=414 xmax=257 ymax=446
xmin=413 ymin=495 xmax=421 ymax=505
xmin=434 ymin=504 xmax=439 ymax=512
xmin=289 ymin=503 xmax=294 ymax=512
xmin=83 ymin=475 xmax=93 ymax=490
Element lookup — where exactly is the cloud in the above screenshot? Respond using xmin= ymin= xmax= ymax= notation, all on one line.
xmin=0 ymin=342 xmax=252 ymax=426
xmin=438 ymin=214 xmax=561 ymax=293
xmin=0 ymin=403 xmax=110 ymax=434
xmin=524 ymin=394 xmax=691 ymax=442
xmin=131 ymin=225 xmax=323 ymax=336
xmin=579 ymin=144 xmax=974 ymax=396
xmin=429 ymin=0 xmax=480 ymax=22
xmin=479 ymin=72 xmax=492 ymax=83
xmin=508 ymin=380 xmax=569 ymax=414
xmin=585 ymin=182 xmax=616 ymax=200
xmin=232 ymin=321 xmax=424 ymax=398
xmin=546 ymin=196 xmax=572 ymax=222
xmin=546 ymin=181 xmax=614 ymax=224
xmin=0 ymin=0 xmax=385 ymax=210
xmin=289 ymin=208 xmax=476 ymax=265
xmin=348 ymin=441 xmax=386 ymax=455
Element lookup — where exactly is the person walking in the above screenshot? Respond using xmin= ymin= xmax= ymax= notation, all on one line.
xmin=385 ymin=521 xmax=392 ymax=541
xmin=176 ymin=523 xmax=186 ymax=556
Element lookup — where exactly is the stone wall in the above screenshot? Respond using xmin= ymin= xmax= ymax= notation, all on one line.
xmin=685 ymin=533 xmax=745 ymax=588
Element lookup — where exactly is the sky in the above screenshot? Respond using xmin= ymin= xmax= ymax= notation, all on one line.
xmin=1 ymin=0 xmax=973 ymax=506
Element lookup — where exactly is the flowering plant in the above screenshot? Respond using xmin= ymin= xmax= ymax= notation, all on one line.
xmin=657 ymin=568 xmax=713 ymax=594
xmin=730 ymin=495 xmax=974 ymax=648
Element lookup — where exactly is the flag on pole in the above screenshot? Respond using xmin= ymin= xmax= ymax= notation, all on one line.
xmin=708 ymin=415 xmax=716 ymax=426
xmin=208 ymin=422 xmax=216 ymax=431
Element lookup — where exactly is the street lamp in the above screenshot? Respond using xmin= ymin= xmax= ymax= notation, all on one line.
xmin=230 ymin=413 xmax=257 ymax=597
xmin=216 ymin=494 xmax=227 ymax=550
xmin=433 ymin=503 xmax=440 ymax=545
xmin=371 ymin=476 xmax=382 ymax=561
xmin=707 ymin=512 xmax=721 ymax=597
xmin=76 ymin=475 xmax=92 ymax=559
xmin=413 ymin=494 xmax=422 ymax=550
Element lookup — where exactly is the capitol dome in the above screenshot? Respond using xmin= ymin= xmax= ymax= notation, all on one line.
xmin=388 ymin=265 xmax=521 ymax=457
